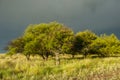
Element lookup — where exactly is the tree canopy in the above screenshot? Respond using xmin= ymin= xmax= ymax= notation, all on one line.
xmin=6 ymin=22 xmax=120 ymax=64
xmin=7 ymin=22 xmax=74 ymax=62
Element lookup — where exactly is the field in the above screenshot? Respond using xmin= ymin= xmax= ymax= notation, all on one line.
xmin=0 ymin=54 xmax=120 ymax=80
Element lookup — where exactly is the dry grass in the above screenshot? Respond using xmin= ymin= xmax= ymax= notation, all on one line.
xmin=0 ymin=54 xmax=120 ymax=80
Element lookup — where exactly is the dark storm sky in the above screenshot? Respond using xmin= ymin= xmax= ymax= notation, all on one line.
xmin=0 ymin=0 xmax=120 ymax=52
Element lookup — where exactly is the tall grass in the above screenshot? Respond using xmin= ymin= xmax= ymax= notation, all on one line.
xmin=0 ymin=54 xmax=120 ymax=80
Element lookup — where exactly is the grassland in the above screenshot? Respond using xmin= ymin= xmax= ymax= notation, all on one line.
xmin=0 ymin=54 xmax=120 ymax=80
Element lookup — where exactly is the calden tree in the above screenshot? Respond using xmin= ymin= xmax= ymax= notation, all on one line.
xmin=6 ymin=22 xmax=74 ymax=65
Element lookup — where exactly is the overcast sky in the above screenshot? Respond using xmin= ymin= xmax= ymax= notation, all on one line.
xmin=0 ymin=0 xmax=120 ymax=52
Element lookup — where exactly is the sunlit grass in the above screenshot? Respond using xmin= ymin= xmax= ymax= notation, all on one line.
xmin=0 ymin=54 xmax=120 ymax=80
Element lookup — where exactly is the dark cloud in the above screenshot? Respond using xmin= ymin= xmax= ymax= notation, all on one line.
xmin=0 ymin=0 xmax=120 ymax=52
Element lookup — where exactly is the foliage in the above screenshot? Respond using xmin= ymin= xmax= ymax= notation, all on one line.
xmin=6 ymin=22 xmax=74 ymax=62
xmin=6 ymin=37 xmax=25 ymax=55
xmin=90 ymin=34 xmax=120 ymax=56
xmin=6 ymin=22 xmax=120 ymax=59
xmin=74 ymin=30 xmax=98 ymax=57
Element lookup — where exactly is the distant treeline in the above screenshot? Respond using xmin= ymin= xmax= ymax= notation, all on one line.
xmin=6 ymin=22 xmax=120 ymax=65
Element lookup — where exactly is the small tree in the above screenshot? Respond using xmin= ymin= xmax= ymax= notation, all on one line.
xmin=6 ymin=37 xmax=25 ymax=55
xmin=75 ymin=30 xmax=97 ymax=57
xmin=90 ymin=34 xmax=120 ymax=57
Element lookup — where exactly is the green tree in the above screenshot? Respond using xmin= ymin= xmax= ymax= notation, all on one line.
xmin=75 ymin=30 xmax=97 ymax=57
xmin=6 ymin=37 xmax=25 ymax=55
xmin=90 ymin=34 xmax=120 ymax=57
xmin=7 ymin=22 xmax=74 ymax=64
xmin=23 ymin=22 xmax=74 ymax=64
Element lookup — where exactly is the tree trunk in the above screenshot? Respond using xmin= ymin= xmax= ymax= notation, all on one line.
xmin=83 ymin=47 xmax=89 ymax=58
xmin=0 ymin=72 xmax=3 ymax=79
xmin=41 ymin=54 xmax=46 ymax=60
xmin=45 ymin=52 xmax=49 ymax=60
xmin=26 ymin=54 xmax=30 ymax=60
xmin=50 ymin=50 xmax=60 ymax=65
xmin=55 ymin=52 xmax=60 ymax=65
xmin=72 ymin=54 xmax=75 ymax=58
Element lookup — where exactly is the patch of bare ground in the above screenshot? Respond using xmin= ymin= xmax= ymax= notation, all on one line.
xmin=87 ymin=68 xmax=120 ymax=80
